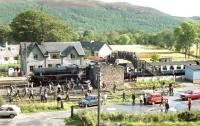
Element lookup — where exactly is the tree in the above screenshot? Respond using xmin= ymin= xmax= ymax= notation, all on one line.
xmin=0 ymin=25 xmax=12 ymax=44
xmin=80 ymin=30 xmax=97 ymax=42
xmin=107 ymin=30 xmax=119 ymax=44
xmin=174 ymin=21 xmax=198 ymax=58
xmin=10 ymin=9 xmax=73 ymax=43
xmin=150 ymin=54 xmax=160 ymax=62
xmin=117 ymin=34 xmax=130 ymax=44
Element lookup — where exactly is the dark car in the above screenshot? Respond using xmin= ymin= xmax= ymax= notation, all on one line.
xmin=79 ymin=96 xmax=104 ymax=107
xmin=180 ymin=90 xmax=200 ymax=100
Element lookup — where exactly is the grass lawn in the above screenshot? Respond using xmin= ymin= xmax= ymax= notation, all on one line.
xmin=16 ymin=101 xmax=76 ymax=113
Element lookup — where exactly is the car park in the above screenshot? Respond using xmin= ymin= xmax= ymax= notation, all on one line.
xmin=79 ymin=96 xmax=104 ymax=107
xmin=146 ymin=92 xmax=168 ymax=105
xmin=180 ymin=90 xmax=200 ymax=100
xmin=0 ymin=105 xmax=21 ymax=118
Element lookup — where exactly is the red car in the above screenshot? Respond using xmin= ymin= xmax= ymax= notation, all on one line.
xmin=180 ymin=90 xmax=200 ymax=100
xmin=146 ymin=93 xmax=168 ymax=105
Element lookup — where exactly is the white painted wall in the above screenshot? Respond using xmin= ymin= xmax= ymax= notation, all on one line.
xmin=98 ymin=44 xmax=112 ymax=58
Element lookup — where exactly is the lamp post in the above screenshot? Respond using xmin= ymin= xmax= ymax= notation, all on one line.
xmin=96 ymin=65 xmax=101 ymax=126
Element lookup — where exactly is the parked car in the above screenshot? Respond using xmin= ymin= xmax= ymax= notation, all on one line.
xmin=146 ymin=92 xmax=168 ymax=105
xmin=180 ymin=90 xmax=200 ymax=100
xmin=0 ymin=105 xmax=21 ymax=118
xmin=79 ymin=96 xmax=104 ymax=107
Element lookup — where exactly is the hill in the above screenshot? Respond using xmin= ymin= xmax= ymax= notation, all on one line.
xmin=0 ymin=0 xmax=185 ymax=33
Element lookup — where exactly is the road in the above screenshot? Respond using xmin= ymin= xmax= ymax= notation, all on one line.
xmin=0 ymin=111 xmax=70 ymax=126
xmin=1 ymin=82 xmax=200 ymax=126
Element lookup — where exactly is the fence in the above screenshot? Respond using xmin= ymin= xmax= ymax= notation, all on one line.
xmin=136 ymin=75 xmax=175 ymax=82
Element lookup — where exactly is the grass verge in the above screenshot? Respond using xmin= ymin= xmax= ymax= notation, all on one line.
xmin=65 ymin=111 xmax=200 ymax=126
xmin=16 ymin=101 xmax=76 ymax=113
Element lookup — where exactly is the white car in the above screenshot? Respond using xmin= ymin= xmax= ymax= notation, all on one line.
xmin=0 ymin=104 xmax=21 ymax=118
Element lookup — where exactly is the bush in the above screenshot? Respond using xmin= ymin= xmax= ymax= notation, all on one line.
xmin=178 ymin=111 xmax=197 ymax=122
xmin=65 ymin=111 xmax=200 ymax=126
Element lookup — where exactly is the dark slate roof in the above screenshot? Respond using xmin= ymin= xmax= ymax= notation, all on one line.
xmin=150 ymin=61 xmax=197 ymax=66
xmin=61 ymin=46 xmax=77 ymax=56
xmin=186 ymin=65 xmax=200 ymax=71
xmin=42 ymin=42 xmax=85 ymax=56
xmin=91 ymin=42 xmax=105 ymax=51
xmin=21 ymin=42 xmax=85 ymax=56
xmin=81 ymin=42 xmax=112 ymax=52
xmin=80 ymin=42 xmax=91 ymax=49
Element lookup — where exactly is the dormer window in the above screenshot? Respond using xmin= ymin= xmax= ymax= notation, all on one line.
xmin=49 ymin=53 xmax=59 ymax=59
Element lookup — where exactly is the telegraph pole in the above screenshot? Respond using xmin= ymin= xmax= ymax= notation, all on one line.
xmin=97 ymin=65 xmax=101 ymax=126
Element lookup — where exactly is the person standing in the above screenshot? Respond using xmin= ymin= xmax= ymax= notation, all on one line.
xmin=57 ymin=83 xmax=61 ymax=94
xmin=122 ymin=91 xmax=126 ymax=102
xmin=165 ymin=100 xmax=169 ymax=113
xmin=188 ymin=98 xmax=192 ymax=111
xmin=160 ymin=96 xmax=164 ymax=112
xmin=81 ymin=84 xmax=84 ymax=94
xmin=143 ymin=93 xmax=147 ymax=105
xmin=132 ymin=93 xmax=136 ymax=105
xmin=103 ymin=93 xmax=107 ymax=105
xmin=65 ymin=90 xmax=70 ymax=101
xmin=140 ymin=95 xmax=143 ymax=105
xmin=113 ymin=83 xmax=117 ymax=93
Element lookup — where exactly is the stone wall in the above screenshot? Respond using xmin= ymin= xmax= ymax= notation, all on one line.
xmin=100 ymin=64 xmax=124 ymax=89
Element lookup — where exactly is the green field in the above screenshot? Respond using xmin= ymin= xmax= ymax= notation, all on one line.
xmin=110 ymin=45 xmax=196 ymax=61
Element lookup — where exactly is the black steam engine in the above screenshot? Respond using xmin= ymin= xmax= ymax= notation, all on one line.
xmin=30 ymin=64 xmax=90 ymax=86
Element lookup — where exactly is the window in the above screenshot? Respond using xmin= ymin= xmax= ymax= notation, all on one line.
xmin=30 ymin=66 xmax=34 ymax=71
xmin=33 ymin=54 xmax=38 ymax=60
xmin=48 ymin=64 xmax=52 ymax=68
xmin=50 ymin=53 xmax=59 ymax=59
xmin=162 ymin=66 xmax=167 ymax=70
xmin=70 ymin=53 xmax=75 ymax=59
xmin=7 ymin=47 xmax=11 ymax=51
xmin=56 ymin=64 xmax=61 ymax=67
xmin=38 ymin=65 xmax=42 ymax=68
xmin=14 ymin=57 xmax=18 ymax=60
xmin=170 ymin=66 xmax=174 ymax=70
xmin=4 ymin=57 xmax=9 ymax=61
xmin=177 ymin=66 xmax=182 ymax=70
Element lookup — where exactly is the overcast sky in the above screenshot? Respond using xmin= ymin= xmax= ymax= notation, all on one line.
xmin=99 ymin=0 xmax=200 ymax=17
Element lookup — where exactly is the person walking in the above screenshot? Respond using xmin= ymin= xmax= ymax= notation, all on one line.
xmin=29 ymin=87 xmax=34 ymax=100
xmin=122 ymin=91 xmax=126 ymax=102
xmin=165 ymin=100 xmax=169 ymax=113
xmin=65 ymin=90 xmax=70 ymax=101
xmin=40 ymin=86 xmax=45 ymax=102
xmin=16 ymin=88 xmax=21 ymax=99
xmin=188 ymin=98 xmax=192 ymax=111
xmin=24 ymin=86 xmax=29 ymax=97
xmin=132 ymin=93 xmax=136 ymax=105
